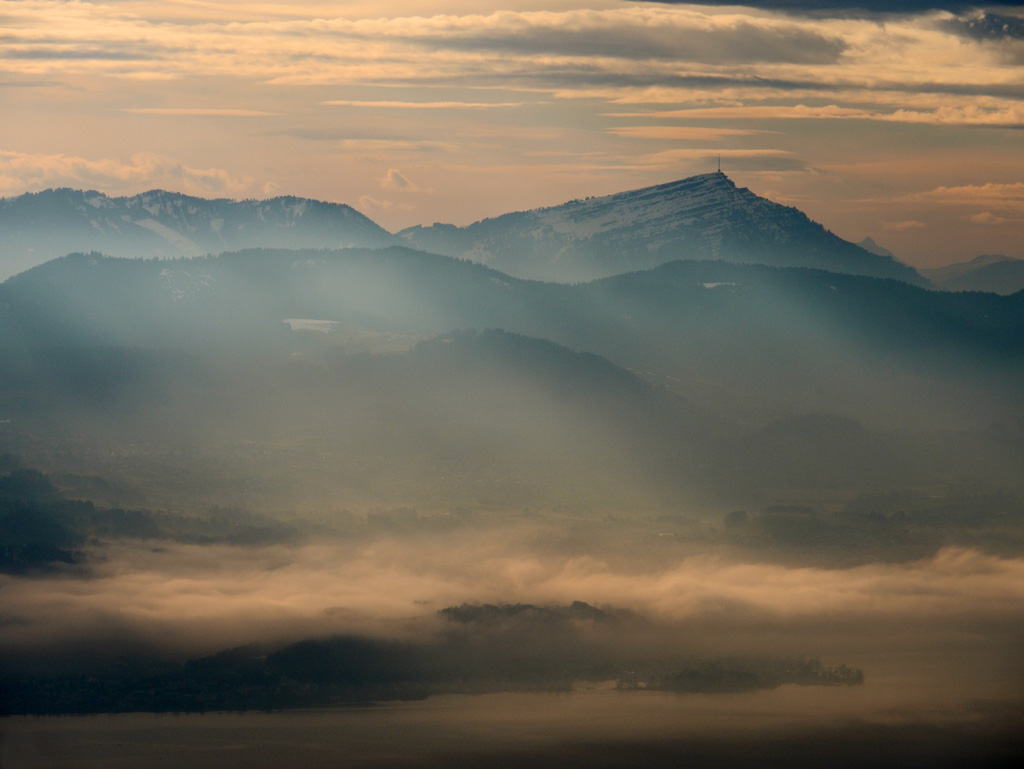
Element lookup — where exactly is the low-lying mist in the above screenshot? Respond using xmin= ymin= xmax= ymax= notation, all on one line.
xmin=3 ymin=525 xmax=1022 ymax=705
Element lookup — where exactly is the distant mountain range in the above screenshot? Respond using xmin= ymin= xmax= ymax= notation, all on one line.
xmin=2 ymin=246 xmax=1020 ymax=428
xmin=1 ymin=173 xmax=924 ymax=285
xmin=922 ymin=254 xmax=1024 ymax=295
xmin=0 ymin=188 xmax=394 ymax=280
xmin=1 ymin=246 xmax=1021 ymax=507
xmin=400 ymin=172 xmax=926 ymax=285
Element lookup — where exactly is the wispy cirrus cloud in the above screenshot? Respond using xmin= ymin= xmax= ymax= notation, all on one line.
xmin=323 ymin=100 xmax=523 ymax=109
xmin=884 ymin=220 xmax=929 ymax=231
xmin=0 ymin=2 xmax=1018 ymax=111
xmin=607 ymin=105 xmax=874 ymax=120
xmin=0 ymin=3 xmax=927 ymax=96
xmin=608 ymin=126 xmax=765 ymax=141
xmin=904 ymin=181 xmax=1024 ymax=204
xmin=124 ymin=108 xmax=278 ymax=117
xmin=336 ymin=139 xmax=461 ymax=153
xmin=607 ymin=101 xmax=1024 ymax=129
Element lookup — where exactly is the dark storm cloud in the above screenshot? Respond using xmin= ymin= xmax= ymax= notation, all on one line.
xmin=944 ymin=10 xmax=1024 ymax=39
xmin=643 ymin=1 xmax=1023 ymax=17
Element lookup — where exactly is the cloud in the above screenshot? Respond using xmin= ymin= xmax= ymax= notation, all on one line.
xmin=124 ymin=108 xmax=278 ymax=117
xmin=337 ymin=139 xmax=461 ymax=153
xmin=942 ymin=11 xmax=1024 ymax=41
xmin=0 ymin=78 xmax=62 ymax=88
xmin=642 ymin=2 xmax=1024 ymax=18
xmin=1 ymin=534 xmax=1023 ymax=661
xmin=905 ymin=182 xmax=1024 ymax=204
xmin=607 ymin=126 xmax=764 ymax=141
xmin=0 ymin=4 xmax=854 ymax=93
xmin=1 ymin=1 xmax=1019 ymax=111
xmin=380 ymin=169 xmax=419 ymax=191
xmin=608 ymin=105 xmax=874 ymax=120
xmin=0 ymin=149 xmax=254 ymax=196
xmin=969 ymin=211 xmax=1008 ymax=224
xmin=943 ymin=11 xmax=1024 ymax=64
xmin=2 ymin=45 xmax=160 ymax=62
xmin=884 ymin=220 xmax=928 ymax=231
xmin=278 ymin=128 xmax=462 ymax=152
xmin=882 ymin=104 xmax=1024 ymax=127
xmin=606 ymin=101 xmax=1024 ymax=129
xmin=323 ymin=100 xmax=523 ymax=109
xmin=422 ymin=14 xmax=846 ymax=65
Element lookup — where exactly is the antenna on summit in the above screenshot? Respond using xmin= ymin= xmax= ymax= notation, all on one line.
xmin=717 ymin=154 xmax=721 ymax=173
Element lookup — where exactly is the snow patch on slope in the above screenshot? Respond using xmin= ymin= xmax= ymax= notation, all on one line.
xmin=136 ymin=218 xmax=203 ymax=255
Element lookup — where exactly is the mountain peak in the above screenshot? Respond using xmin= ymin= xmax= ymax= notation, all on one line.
xmin=968 ymin=253 xmax=1016 ymax=267
xmin=400 ymin=172 xmax=926 ymax=285
xmin=857 ymin=237 xmax=895 ymax=259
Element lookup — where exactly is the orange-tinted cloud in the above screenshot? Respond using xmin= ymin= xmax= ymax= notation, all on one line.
xmin=883 ymin=220 xmax=927 ymax=231
xmin=0 ymin=150 xmax=254 ymax=196
xmin=969 ymin=211 xmax=1008 ymax=225
xmin=2 ymin=533 xmax=1022 ymax=657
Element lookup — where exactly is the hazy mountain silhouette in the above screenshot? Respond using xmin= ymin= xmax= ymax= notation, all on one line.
xmin=400 ymin=172 xmax=926 ymax=284
xmin=857 ymin=237 xmax=896 ymax=259
xmin=1 ymin=247 xmax=1020 ymax=431
xmin=2 ymin=175 xmax=927 ymax=286
xmin=0 ymin=328 xmax=712 ymax=510
xmin=922 ymin=254 xmax=1024 ymax=295
xmin=0 ymin=188 xmax=395 ymax=279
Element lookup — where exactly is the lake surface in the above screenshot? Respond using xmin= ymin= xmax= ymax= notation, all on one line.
xmin=4 ymin=682 xmax=1021 ymax=769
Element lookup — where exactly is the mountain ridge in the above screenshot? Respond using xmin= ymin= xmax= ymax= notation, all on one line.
xmin=0 ymin=187 xmax=396 ymax=280
xmin=2 ymin=246 xmax=1020 ymax=430
xmin=400 ymin=172 xmax=926 ymax=285
xmin=2 ymin=173 xmax=925 ymax=286
xmin=922 ymin=254 xmax=1024 ymax=295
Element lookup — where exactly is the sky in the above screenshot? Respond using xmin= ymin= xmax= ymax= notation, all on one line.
xmin=1 ymin=1 xmax=1023 ymax=268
